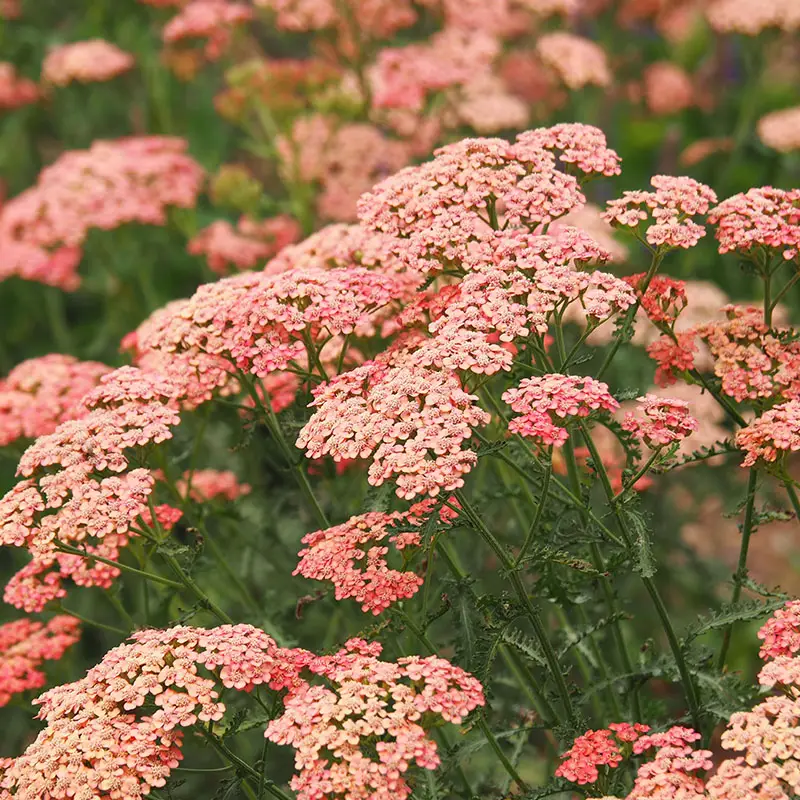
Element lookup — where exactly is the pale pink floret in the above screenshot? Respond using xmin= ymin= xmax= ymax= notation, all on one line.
xmin=0 ymin=355 xmax=111 ymax=446
xmin=604 ymin=175 xmax=717 ymax=249
xmin=535 ymin=32 xmax=611 ymax=90
xmin=0 ymin=62 xmax=38 ymax=109
xmin=503 ymin=374 xmax=619 ymax=448
xmin=163 ymin=0 xmax=254 ymax=60
xmin=42 ymin=40 xmax=134 ymax=86
xmin=736 ymin=400 xmax=800 ymax=466
xmin=708 ymin=187 xmax=800 ymax=259
xmin=0 ymin=616 xmax=80 ymax=707
xmin=758 ymin=600 xmax=800 ymax=660
xmin=297 ymin=357 xmax=490 ymax=499
xmin=0 ymin=624 xmax=304 ymax=799
xmin=622 ymin=394 xmax=698 ymax=449
xmin=294 ymin=502 xmax=447 ymax=614
xmin=757 ymin=107 xmax=800 ymax=154
xmin=266 ymin=638 xmax=484 ymax=800
xmin=515 ymin=123 xmax=621 ymax=177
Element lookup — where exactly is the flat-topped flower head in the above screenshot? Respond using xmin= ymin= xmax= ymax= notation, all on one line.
xmin=0 ymin=616 xmax=80 ymax=707
xmin=624 ymin=273 xmax=688 ymax=325
xmin=514 ymin=123 xmax=621 ymax=177
xmin=297 ymin=357 xmax=490 ymax=499
xmin=503 ymin=374 xmax=619 ymax=448
xmin=758 ymin=107 xmax=800 ymax=154
xmin=294 ymin=502 xmax=448 ymax=613
xmin=736 ymin=400 xmax=800 ymax=467
xmin=174 ymin=469 xmax=251 ymax=502
xmin=708 ymin=187 xmax=800 ymax=259
xmin=758 ymin=601 xmax=800 ymax=660
xmin=535 ymin=32 xmax=611 ymax=90
xmin=604 ymin=175 xmax=717 ymax=250
xmin=42 ymin=40 xmax=134 ymax=86
xmin=0 ymin=62 xmax=38 ymax=109
xmin=0 ymin=355 xmax=111 ymax=447
xmin=622 ymin=394 xmax=698 ymax=449
xmin=163 ymin=0 xmax=254 ymax=61
xmin=706 ymin=0 xmax=800 ymax=35
xmin=266 ymin=638 xmax=485 ymax=800
xmin=556 ymin=723 xmax=650 ymax=785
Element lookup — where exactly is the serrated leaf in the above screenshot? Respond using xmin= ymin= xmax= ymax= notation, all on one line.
xmin=624 ymin=507 xmax=656 ymax=578
xmin=685 ymin=599 xmax=787 ymax=644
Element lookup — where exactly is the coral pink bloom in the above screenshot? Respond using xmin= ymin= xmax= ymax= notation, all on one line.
xmin=163 ymin=0 xmax=254 ymax=60
xmin=294 ymin=502 xmax=449 ymax=613
xmin=736 ymin=400 xmax=800 ymax=466
xmin=708 ymin=187 xmax=800 ymax=259
xmin=42 ymin=40 xmax=134 ymax=86
xmin=706 ymin=0 xmax=800 ymax=35
xmin=174 ymin=469 xmax=251 ymax=502
xmin=757 ymin=107 xmax=800 ymax=154
xmin=624 ymin=273 xmax=687 ymax=324
xmin=758 ymin=600 xmax=800 ymax=660
xmin=535 ymin=32 xmax=611 ymax=90
xmin=0 ymin=355 xmax=111 ymax=446
xmin=604 ymin=175 xmax=717 ymax=249
xmin=503 ymin=374 xmax=619 ymax=448
xmin=0 ymin=625 xmax=305 ymax=799
xmin=0 ymin=137 xmax=203 ymax=289
xmin=297 ymin=355 xmax=490 ymax=499
xmin=0 ymin=62 xmax=38 ymax=109
xmin=642 ymin=62 xmax=694 ymax=116
xmin=266 ymin=638 xmax=484 ymax=800
xmin=0 ymin=616 xmax=80 ymax=706
xmin=622 ymin=394 xmax=698 ymax=448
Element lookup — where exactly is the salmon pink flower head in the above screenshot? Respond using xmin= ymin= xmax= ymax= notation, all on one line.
xmin=556 ymin=723 xmax=650 ymax=784
xmin=297 ymin=353 xmax=490 ymax=499
xmin=758 ymin=600 xmax=800 ymax=660
xmin=163 ymin=0 xmax=254 ymax=61
xmin=266 ymin=638 xmax=485 ymax=800
xmin=41 ymin=40 xmax=134 ymax=86
xmin=294 ymin=500 xmax=448 ymax=614
xmin=694 ymin=305 xmax=800 ymax=403
xmin=624 ymin=273 xmax=688 ymax=325
xmin=0 ymin=354 xmax=111 ymax=447
xmin=188 ymin=214 xmax=301 ymax=275
xmin=708 ymin=187 xmax=800 ymax=259
xmin=503 ymin=374 xmax=619 ymax=448
xmin=604 ymin=175 xmax=717 ymax=249
xmin=757 ymin=107 xmax=800 ymax=154
xmin=0 ymin=137 xmax=203 ymax=289
xmin=0 ymin=616 xmax=80 ymax=707
xmin=622 ymin=394 xmax=698 ymax=449
xmin=642 ymin=61 xmax=694 ymax=116
xmin=736 ymin=400 xmax=800 ymax=467
xmin=0 ymin=62 xmax=38 ymax=109
xmin=706 ymin=0 xmax=800 ymax=35
xmin=0 ymin=624 xmax=306 ymax=799
xmin=535 ymin=32 xmax=611 ymax=90
xmin=174 ymin=469 xmax=252 ymax=502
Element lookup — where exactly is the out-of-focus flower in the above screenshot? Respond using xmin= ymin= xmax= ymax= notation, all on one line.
xmin=709 ymin=187 xmax=800 ymax=259
xmin=162 ymin=0 xmax=254 ymax=61
xmin=622 ymin=394 xmax=698 ymax=448
xmin=642 ymin=62 xmax=694 ymax=115
xmin=706 ymin=0 xmax=800 ymax=35
xmin=0 ymin=355 xmax=111 ymax=447
xmin=535 ymin=32 xmax=611 ymax=90
xmin=758 ymin=107 xmax=800 ymax=153
xmin=604 ymin=175 xmax=717 ymax=249
xmin=0 ymin=62 xmax=38 ymax=109
xmin=503 ymin=374 xmax=619 ymax=447
xmin=174 ymin=469 xmax=252 ymax=502
xmin=736 ymin=400 xmax=800 ymax=466
xmin=278 ymin=115 xmax=409 ymax=222
xmin=188 ymin=215 xmax=302 ymax=275
xmin=0 ymin=616 xmax=80 ymax=707
xmin=41 ymin=40 xmax=135 ymax=86
xmin=0 ymin=137 xmax=204 ymax=289
xmin=266 ymin=637 xmax=485 ymax=800
xmin=678 ymin=137 xmax=734 ymax=167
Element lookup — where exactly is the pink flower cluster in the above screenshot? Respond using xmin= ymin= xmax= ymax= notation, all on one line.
xmin=758 ymin=107 xmax=800 ymax=154
xmin=0 ymin=137 xmax=204 ymax=289
xmin=0 ymin=616 xmax=80 ymax=707
xmin=265 ymin=637 xmax=485 ymax=800
xmin=604 ymin=175 xmax=717 ymax=249
xmin=0 ymin=624 xmax=303 ymax=799
xmin=556 ymin=722 xmax=649 ymax=784
xmin=535 ymin=32 xmax=611 ymax=90
xmin=706 ymin=0 xmax=800 ymax=35
xmin=0 ymin=62 xmax=38 ymax=109
xmin=188 ymin=214 xmax=302 ymax=275
xmin=624 ymin=273 xmax=688 ymax=325
xmin=735 ymin=400 xmax=800 ymax=467
xmin=503 ymin=374 xmax=619 ymax=447
xmin=708 ymin=187 xmax=800 ymax=259
xmin=0 ymin=366 xmax=187 ymax=611
xmin=622 ymin=394 xmax=698 ymax=449
xmin=298 ymin=353 xmax=490 ymax=499
xmin=0 ymin=354 xmax=111 ymax=446
xmin=294 ymin=500 xmax=448 ymax=613
xmin=41 ymin=40 xmax=134 ymax=86
xmin=174 ymin=469 xmax=252 ymax=502
xmin=162 ymin=0 xmax=255 ymax=61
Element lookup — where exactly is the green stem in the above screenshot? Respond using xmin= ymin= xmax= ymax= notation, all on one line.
xmin=59 ymin=605 xmax=128 ymax=636
xmin=515 ymin=457 xmax=551 ymax=566
xmin=614 ymin=449 xmax=662 ymax=502
xmin=160 ymin=551 xmax=234 ymax=624
xmin=476 ymin=716 xmax=530 ymax=793
xmin=44 ymin=287 xmax=75 ymax=353
xmin=770 ymin=271 xmax=800 ymax=313
xmin=578 ymin=422 xmax=702 ymax=730
xmin=455 ymin=492 xmax=577 ymax=724
xmin=783 ymin=478 xmax=800 ymax=521
xmin=717 ymin=468 xmax=759 ymax=671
